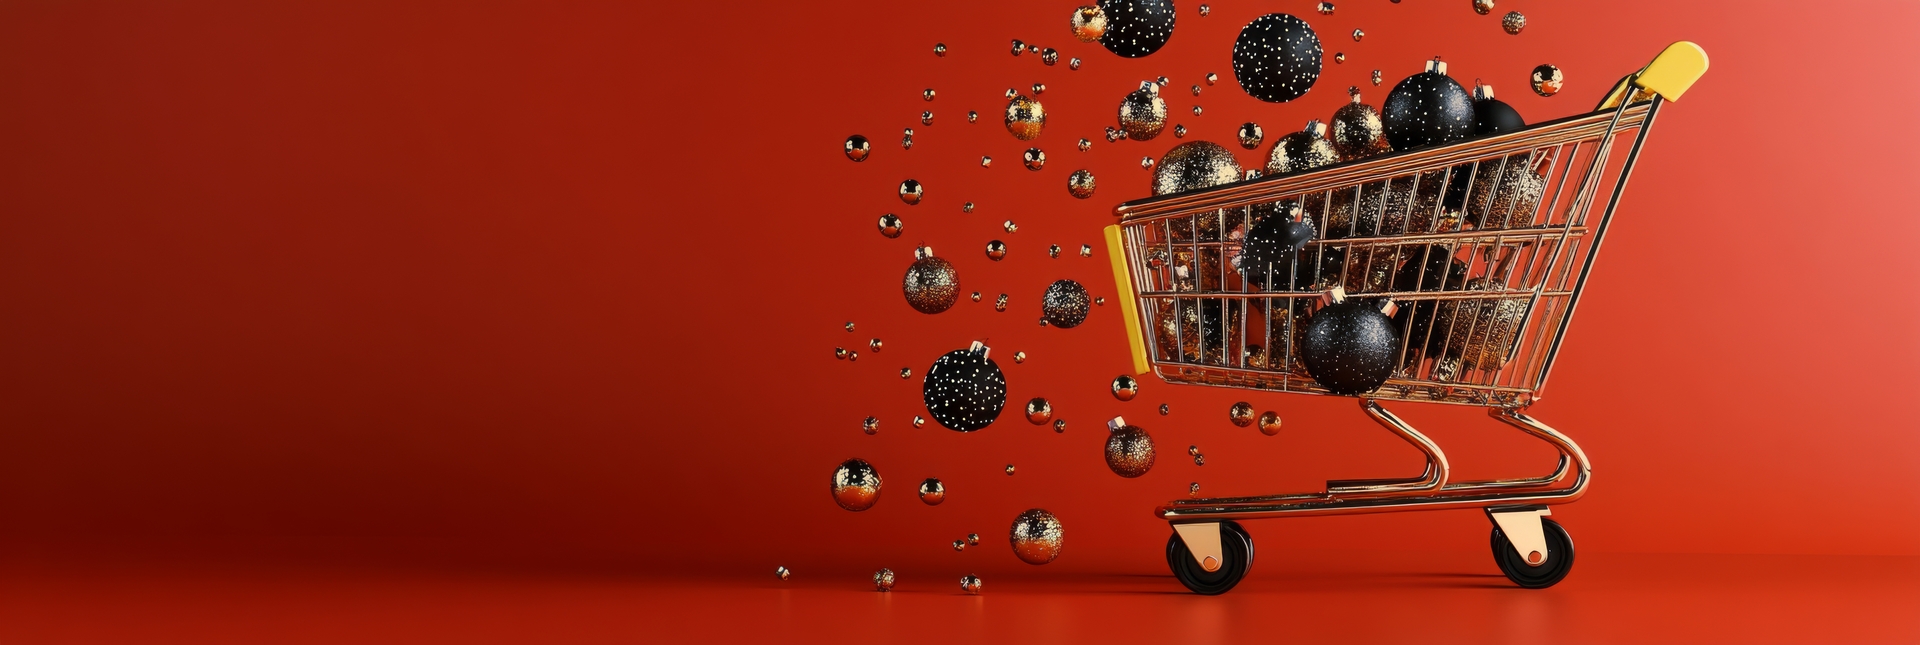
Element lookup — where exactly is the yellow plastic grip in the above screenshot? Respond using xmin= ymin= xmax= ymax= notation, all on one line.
xmin=1635 ymin=41 xmax=1709 ymax=102
xmin=1104 ymin=225 xmax=1152 ymax=376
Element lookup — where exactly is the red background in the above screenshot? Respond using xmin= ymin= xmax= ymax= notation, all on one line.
xmin=2 ymin=0 xmax=1917 ymax=589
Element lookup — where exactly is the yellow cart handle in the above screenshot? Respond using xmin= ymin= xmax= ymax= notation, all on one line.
xmin=1104 ymin=225 xmax=1151 ymax=376
xmin=1597 ymin=41 xmax=1709 ymax=110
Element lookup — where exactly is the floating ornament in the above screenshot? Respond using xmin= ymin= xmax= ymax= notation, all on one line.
xmin=863 ymin=416 xmax=879 ymax=434
xmin=1331 ymin=86 xmax=1392 ymax=161
xmin=1054 ymin=419 xmax=1067 ymax=433
xmin=1023 ymin=147 xmax=1047 ymax=171
xmin=776 ymin=566 xmax=791 ymax=581
xmin=831 ymin=458 xmax=882 ymax=511
xmin=1192 ymin=105 xmax=1203 ymax=116
xmin=844 ymin=322 xmax=855 ymax=332
xmin=1097 ymin=0 xmax=1175 ymax=57
xmin=845 ymin=135 xmax=871 ymax=162
xmin=1005 ymin=464 xmax=1016 ymax=475
xmin=1383 ymin=59 xmax=1474 ymax=150
xmin=1014 ymin=350 xmax=1026 ymax=363
xmin=1173 ymin=124 xmax=1187 ymax=138
xmin=1153 ymin=297 xmax=1240 ymax=364
xmin=835 ymin=347 xmax=847 ymax=359
xmin=953 ymin=539 xmax=966 ymax=551
xmin=848 ymin=351 xmax=858 ymax=362
xmin=1205 ymin=72 xmax=1218 ymax=85
xmin=1104 ymin=417 xmax=1157 ymax=477
xmin=1141 ymin=156 xmax=1155 ymax=170
xmin=1302 ymin=288 xmax=1399 ymax=394
xmin=1267 ymin=120 xmax=1338 ymax=175
xmin=1431 ymin=278 xmax=1528 ymax=376
xmin=963 ymin=201 xmax=975 ymax=213
xmin=1229 ymin=401 xmax=1255 ymax=426
xmin=921 ymin=111 xmax=933 ymax=126
xmin=1111 ymin=374 xmax=1140 ymax=401
xmin=913 ymin=415 xmax=925 ymax=427
xmin=1106 ymin=126 xmax=1125 ymax=142
xmin=934 ymin=43 xmax=947 ymax=56
xmin=1193 ymin=454 xmax=1205 ymax=466
xmin=873 ymin=568 xmax=895 ymax=591
xmin=1237 ymin=122 xmax=1265 ymax=149
xmin=1501 ymin=11 xmax=1525 ymax=35
xmin=1026 ymin=397 xmax=1053 ymax=424
xmin=1258 ymin=411 xmax=1283 ymax=435
xmin=960 ymin=574 xmax=983 ymax=595
xmin=985 ymin=240 xmax=1007 ymax=261
xmin=1004 ymin=220 xmax=1019 ymax=233
xmin=1188 ymin=445 xmax=1200 ymax=457
xmin=901 ymin=132 xmax=913 ymax=149
xmin=1068 ymin=169 xmax=1097 ymax=199
xmin=1198 ymin=4 xmax=1209 ymax=16
xmin=1190 ymin=482 xmax=1201 ymax=495
xmin=1029 ymin=44 xmax=1040 ymax=53
xmin=901 ymin=368 xmax=911 ymax=379
xmin=1191 ymin=84 xmax=1202 ymax=96
xmin=1011 ymin=39 xmax=1025 ymax=56
xmin=1118 ymin=82 xmax=1168 ymax=140
xmin=902 ymin=246 xmax=959 ymax=314
xmin=968 ymin=533 xmax=981 ymax=546
xmin=1157 ymin=75 xmax=1171 ymax=87
xmin=1069 ymin=57 xmax=1082 ymax=70
xmin=1228 ymin=13 xmax=1320 ymax=103
xmin=971 ymin=291 xmax=982 ymax=302
xmin=1081 ymin=244 xmax=1093 ymax=257
xmin=1048 ymin=244 xmax=1061 ymax=259
xmin=1474 ymin=0 xmax=1494 ymax=14
xmin=1152 ymin=140 xmax=1242 ymax=196
xmin=968 ymin=110 xmax=979 ymax=123
xmin=1042 ymin=280 xmax=1091 ymax=327
xmin=1005 ymin=94 xmax=1047 ymax=140
xmin=1078 ymin=138 xmax=1092 ymax=152
xmin=877 ymin=213 xmax=903 ymax=238
xmin=923 ymin=88 xmax=936 ymax=101
xmin=899 ymin=178 xmax=925 ymax=204
xmin=981 ymin=155 xmax=992 ymax=168
xmin=995 ymin=293 xmax=1008 ymax=311
xmin=1032 ymin=83 xmax=1047 ymax=95
xmin=1042 ymin=48 xmax=1059 ymax=65
xmin=1318 ymin=1 xmax=1335 ymax=14
xmin=1160 ymin=403 xmax=1170 ymax=415
xmin=1530 ymin=64 xmax=1563 ymax=97
xmin=1372 ymin=69 xmax=1382 ymax=85
xmin=1470 ymin=82 xmax=1526 ymax=135
xmin=1334 ymin=52 xmax=1346 ymax=64
xmin=919 ymin=478 xmax=946 ymax=505
xmin=1009 ymin=509 xmax=1065 ymax=565
xmin=922 ymin=341 xmax=1007 ymax=431
xmin=869 ymin=338 xmax=883 ymax=352
xmin=1352 ymin=28 xmax=1364 ymax=41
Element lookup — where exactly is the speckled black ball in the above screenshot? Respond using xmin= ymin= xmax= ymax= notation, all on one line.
xmin=1231 ymin=14 xmax=1322 ymax=103
xmin=1302 ymin=300 xmax=1400 ymax=395
xmin=922 ymin=345 xmax=1007 ymax=432
xmin=1041 ymin=280 xmax=1091 ymax=328
xmin=1382 ymin=67 xmax=1474 ymax=150
xmin=1472 ymin=94 xmax=1525 ymax=136
xmin=1239 ymin=208 xmax=1317 ymax=289
xmin=1098 ymin=0 xmax=1176 ymax=58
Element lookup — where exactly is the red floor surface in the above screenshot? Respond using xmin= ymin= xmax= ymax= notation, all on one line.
xmin=4 ymin=550 xmax=1913 ymax=644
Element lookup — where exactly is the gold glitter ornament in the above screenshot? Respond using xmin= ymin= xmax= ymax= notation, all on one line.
xmin=1054 ymin=419 xmax=1067 ymax=433
xmin=1238 ymin=122 xmax=1265 ymax=149
xmin=1154 ymin=297 xmax=1240 ymax=365
xmin=919 ymin=478 xmax=946 ymax=505
xmin=1014 ymin=350 xmax=1026 ymax=363
xmin=1530 ymin=64 xmax=1564 ymax=97
xmin=1323 ymin=173 xmax=1456 ymax=239
xmin=1068 ymin=169 xmax=1097 ymax=199
xmin=1331 ymin=86 xmax=1393 ymax=161
xmin=934 ymin=43 xmax=947 ymax=56
xmin=1502 ymin=11 xmax=1525 ymax=34
xmin=1173 ymin=124 xmax=1187 ymax=138
xmin=1009 ymin=508 xmax=1065 ymax=565
xmin=1005 ymin=464 xmax=1016 ymax=475
xmin=1118 ymin=82 xmax=1169 ymax=141
xmin=1104 ymin=417 xmax=1157 ymax=478
xmin=898 ymin=179 xmax=924 ymax=205
xmin=844 ymin=135 xmax=871 ymax=162
xmin=1105 ymin=126 xmax=1125 ymax=143
xmin=873 ymin=568 xmax=896 ymax=591
xmin=1229 ymin=401 xmax=1255 ymax=427
xmin=1474 ymin=0 xmax=1494 ymax=14
xmin=1006 ymin=88 xmax=1018 ymax=100
xmin=1042 ymin=279 xmax=1091 ymax=327
xmin=1194 ymin=454 xmax=1206 ymax=466
xmin=1432 ymin=278 xmax=1528 ymax=376
xmin=1152 ymin=140 xmax=1243 ymax=196
xmin=1258 ymin=411 xmax=1283 ymax=435
xmin=1112 ymin=374 xmax=1139 ymax=400
xmin=877 ymin=213 xmax=903 ymax=238
xmin=844 ymin=321 xmax=855 ymax=332
xmin=863 ymin=416 xmax=879 ymax=434
xmin=960 ymin=574 xmax=982 ymax=594
xmin=831 ymin=458 xmax=882 ymax=511
xmin=985 ymin=240 xmax=1007 ymax=261
xmin=1042 ymin=48 xmax=1059 ymax=65
xmin=1318 ymin=1 xmax=1335 ymax=14
xmin=1267 ymin=121 xmax=1338 ymax=176
xmin=1023 ymin=147 xmax=1047 ymax=171
xmin=1464 ymin=153 xmax=1547 ymax=229
xmin=903 ymin=246 xmax=959 ymax=314
xmin=1005 ymin=94 xmax=1047 ymax=141
xmin=1078 ymin=138 xmax=1092 ymax=152
xmin=1026 ymin=397 xmax=1053 ymax=424
xmin=776 ymin=566 xmax=791 ymax=581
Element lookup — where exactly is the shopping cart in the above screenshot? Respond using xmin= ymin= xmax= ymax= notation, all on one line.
xmin=1101 ymin=43 xmax=1707 ymax=593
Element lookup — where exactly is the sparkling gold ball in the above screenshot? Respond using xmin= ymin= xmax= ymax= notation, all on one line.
xmin=898 ymin=179 xmax=924 ymax=205
xmin=831 ymin=458 xmax=882 ymax=511
xmin=902 ymin=247 xmax=959 ymax=313
xmin=1318 ymin=1 xmax=1335 ymax=14
xmin=1466 ymin=152 xmax=1548 ymax=229
xmin=1432 ymin=278 xmax=1529 ymax=375
xmin=968 ymin=110 xmax=978 ymax=123
xmin=776 ymin=566 xmax=791 ymax=580
xmin=1118 ymin=83 xmax=1168 ymax=141
xmin=1112 ymin=375 xmax=1139 ymax=401
xmin=1010 ymin=39 xmax=1025 ymax=56
xmin=1332 ymin=88 xmax=1392 ymax=161
xmin=1023 ymin=147 xmax=1047 ymax=171
xmin=1105 ymin=420 xmax=1157 ymax=478
xmin=1025 ymin=397 xmax=1053 ymax=424
xmin=1530 ymin=64 xmax=1564 ymax=97
xmin=967 ymin=533 xmax=980 ymax=546
xmin=1258 ymin=411 xmax=1283 ymax=436
xmin=1154 ymin=141 xmax=1243 ymax=202
xmin=1068 ymin=169 xmax=1097 ymax=199
xmin=834 ymin=347 xmax=847 ymax=360
xmin=1005 ymin=94 xmax=1047 ymax=140
xmin=960 ymin=574 xmax=983 ymax=594
xmin=901 ymin=133 xmax=913 ymax=150
xmin=1173 ymin=124 xmax=1187 ymax=138
xmin=1229 ymin=401 xmax=1255 ymax=427
xmin=919 ymin=478 xmax=946 ymax=505
xmin=863 ymin=416 xmax=879 ymax=434
xmin=1047 ymin=244 xmax=1061 ymax=259
xmin=934 ymin=42 xmax=947 ymax=56
xmin=1502 ymin=11 xmax=1526 ymax=34
xmin=845 ymin=135 xmax=871 ymax=162
xmin=1191 ymin=84 xmax=1202 ymax=96
xmin=1267 ymin=122 xmax=1338 ymax=176
xmin=1009 ymin=508 xmax=1065 ymax=565
xmin=873 ymin=568 xmax=895 ymax=591
xmin=1042 ymin=48 xmax=1059 ymax=65
xmin=1238 ymin=122 xmax=1265 ymax=149
xmin=953 ymin=539 xmax=966 ymax=551
xmin=1474 ymin=0 xmax=1495 ymax=14
xmin=1005 ymin=464 xmax=1016 ymax=475
xmin=877 ymin=213 xmax=903 ymax=238
xmin=1006 ymin=88 xmax=1018 ymax=99
xmin=985 ymin=240 xmax=1007 ymax=261
xmin=1054 ymin=418 xmax=1067 ymax=433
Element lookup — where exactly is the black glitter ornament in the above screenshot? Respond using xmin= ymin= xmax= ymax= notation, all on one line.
xmin=1382 ymin=59 xmax=1475 ymax=151
xmin=1098 ymin=0 xmax=1176 ymax=58
xmin=1470 ymin=83 xmax=1526 ymax=136
xmin=902 ymin=246 xmax=960 ymax=314
xmin=1238 ymin=202 xmax=1317 ymax=289
xmin=1231 ymin=13 xmax=1322 ymax=103
xmin=1041 ymin=279 xmax=1092 ymax=328
xmin=1301 ymin=289 xmax=1400 ymax=394
xmin=922 ymin=342 xmax=1008 ymax=432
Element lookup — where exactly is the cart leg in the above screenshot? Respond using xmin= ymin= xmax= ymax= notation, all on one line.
xmin=1325 ymin=399 xmax=1450 ymax=495
xmin=1486 ymin=506 xmax=1552 ymax=565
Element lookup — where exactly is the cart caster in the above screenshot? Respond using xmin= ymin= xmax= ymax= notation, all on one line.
xmin=1490 ymin=517 xmax=1575 ymax=588
xmin=1165 ymin=521 xmax=1252 ymax=595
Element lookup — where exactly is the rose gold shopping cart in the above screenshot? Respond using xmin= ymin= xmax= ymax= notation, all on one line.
xmin=1101 ymin=43 xmax=1708 ymax=593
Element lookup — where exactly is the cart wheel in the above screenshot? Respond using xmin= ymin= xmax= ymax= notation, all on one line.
xmin=1490 ymin=517 xmax=1575 ymax=588
xmin=1165 ymin=522 xmax=1252 ymax=595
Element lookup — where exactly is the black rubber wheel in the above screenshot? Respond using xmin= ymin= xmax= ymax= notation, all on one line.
xmin=1166 ymin=523 xmax=1253 ymax=595
xmin=1490 ymin=517 xmax=1575 ymax=589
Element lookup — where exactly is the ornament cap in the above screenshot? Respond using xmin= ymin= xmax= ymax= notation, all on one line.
xmin=1321 ymin=285 xmax=1348 ymax=306
xmin=916 ymin=246 xmax=935 ymax=259
xmin=1378 ymin=299 xmax=1398 ymax=317
xmin=1304 ymin=120 xmax=1327 ymax=137
xmin=968 ymin=340 xmax=990 ymax=359
xmin=903 ymin=127 xmax=914 ymax=136
xmin=1243 ymin=169 xmax=1262 ymax=181
xmin=1426 ymin=58 xmax=1448 ymax=76
xmin=1107 ymin=416 xmax=1127 ymax=431
xmin=1474 ymin=82 xmax=1496 ymax=101
xmin=1348 ymin=85 xmax=1363 ymax=102
xmin=1139 ymin=80 xmax=1160 ymax=94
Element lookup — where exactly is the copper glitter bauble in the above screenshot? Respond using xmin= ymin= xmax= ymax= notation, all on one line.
xmin=1005 ymin=94 xmax=1047 ymax=141
xmin=1042 ymin=279 xmax=1091 ymax=328
xmin=1194 ymin=454 xmax=1206 ymax=466
xmin=845 ymin=135 xmax=871 ymax=162
xmin=1238 ymin=122 xmax=1265 ymax=149
xmin=971 ymin=291 xmax=982 ymax=302
xmin=1009 ymin=509 xmax=1065 ymax=565
xmin=1465 ymin=153 xmax=1547 ymax=229
xmin=1042 ymin=48 xmax=1059 ymax=65
xmin=919 ymin=478 xmax=946 ymax=505
xmin=1530 ymin=64 xmax=1564 ymax=97
xmin=1068 ymin=169 xmax=1097 ymax=199
xmin=1023 ymin=147 xmax=1047 ymax=171
xmin=1317 ymin=1 xmax=1335 ymax=14
xmin=1229 ymin=401 xmax=1255 ymax=427
xmin=1432 ymin=278 xmax=1528 ymax=376
xmin=1071 ymin=5 xmax=1109 ymax=42
xmin=923 ymin=88 xmax=936 ymax=102
xmin=1331 ymin=86 xmax=1392 ymax=161
xmin=922 ymin=342 xmax=1007 ymax=432
xmin=1258 ymin=411 xmax=1283 ymax=435
xmin=1111 ymin=374 xmax=1139 ymax=400
xmin=869 ymin=338 xmax=883 ymax=353
xmin=964 ymin=201 xmax=975 ymax=212
xmin=899 ymin=179 xmax=925 ymax=205
xmin=877 ymin=213 xmax=903 ymax=238
xmin=1267 ymin=120 xmax=1338 ymax=175
xmin=1104 ymin=417 xmax=1156 ymax=478
xmin=1026 ymin=397 xmax=1053 ymax=424
xmin=902 ymin=247 xmax=959 ymax=314
xmin=1153 ymin=297 xmax=1240 ymax=365
xmin=1078 ymin=138 xmax=1092 ymax=152
xmin=1473 ymin=0 xmax=1495 ymax=14
xmin=960 ymin=574 xmax=983 ymax=594
xmin=995 ymin=293 xmax=1009 ymax=311
xmin=1232 ymin=13 xmax=1323 ymax=103
xmin=1118 ymin=82 xmax=1168 ymax=141
xmin=934 ymin=42 xmax=947 ymax=56
xmin=776 ymin=566 xmax=791 ymax=581
xmin=1501 ymin=11 xmax=1525 ymax=34
xmin=831 ymin=458 xmax=882 ymax=511
xmin=985 ymin=240 xmax=1007 ymax=261
xmin=1054 ymin=419 xmax=1067 ymax=433
xmin=863 ymin=416 xmax=879 ymax=434
xmin=873 ymin=568 xmax=896 ymax=591
xmin=1152 ymin=140 xmax=1243 ymax=196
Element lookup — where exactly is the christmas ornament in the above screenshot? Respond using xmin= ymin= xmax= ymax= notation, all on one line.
xmin=1432 ymin=278 xmax=1528 ymax=376
xmin=776 ymin=566 xmax=791 ymax=581
xmin=1082 ymin=245 xmax=1094 ymax=257
xmin=913 ymin=415 xmax=924 ymax=427
xmin=934 ymin=43 xmax=947 ymax=56
xmin=1390 ymin=244 xmax=1468 ymax=358
xmin=1013 ymin=350 xmax=1026 ymax=362
xmin=877 ymin=213 xmax=903 ymax=238
xmin=1324 ymin=172 xmax=1455 ymax=238
xmin=1029 ymin=44 xmax=1041 ymax=53
xmin=1501 ymin=11 xmax=1525 ymax=35
xmin=1043 ymin=48 xmax=1060 ymax=65
xmin=863 ymin=416 xmax=879 ymax=434
xmin=1318 ymin=1 xmax=1335 ymax=13
xmin=901 ymin=368 xmax=912 ymax=379
xmin=1239 ymin=201 xmax=1317 ymax=289
xmin=1465 ymin=153 xmax=1546 ymax=229
xmin=848 ymin=351 xmax=859 ymax=362
xmin=1011 ymin=39 xmax=1025 ymax=56
xmin=953 ymin=539 xmax=966 ymax=551
xmin=845 ymin=135 xmax=871 ymax=162
xmin=1302 ymin=289 xmax=1400 ymax=394
xmin=1171 ymin=247 xmax=1225 ymax=290
xmin=1160 ymin=403 xmax=1171 ymax=415
xmin=1192 ymin=105 xmax=1203 ymax=116
xmin=922 ymin=341 xmax=1007 ymax=432
xmin=995 ymin=293 xmax=1009 ymax=311
xmin=1267 ymin=120 xmax=1338 ymax=175
xmin=1112 ymin=374 xmax=1139 ymax=400
xmin=1005 ymin=94 xmax=1047 ymax=140
xmin=1154 ymin=298 xmax=1239 ymax=364
xmin=1069 ymin=169 xmax=1097 ymax=198
xmin=1190 ymin=482 xmax=1201 ymax=495
xmin=1032 ymin=83 xmax=1047 ymax=95
xmin=1005 ymin=464 xmax=1016 ymax=475
xmin=1071 ymin=5 xmax=1109 ymax=42
xmin=1026 ymin=397 xmax=1053 ymax=424
xmin=1473 ymin=0 xmax=1494 ymax=15
xmin=1070 ymin=57 xmax=1083 ymax=70
xmin=1187 ymin=445 xmax=1200 ymax=457
xmin=1078 ymin=138 xmax=1093 ymax=152
xmin=1097 ymin=0 xmax=1176 ymax=57
xmin=869 ymin=338 xmax=882 ymax=353
xmin=1104 ymin=417 xmax=1156 ymax=477
xmin=1530 ymin=64 xmax=1563 ymax=97
xmin=1009 ymin=509 xmax=1065 ymax=565
xmin=903 ymin=246 xmax=959 ymax=314
xmin=1383 ymin=59 xmax=1475 ymax=151
xmin=1372 ymin=69 xmax=1383 ymax=86
xmin=923 ymin=88 xmax=936 ymax=102
xmin=899 ymin=178 xmax=925 ymax=205
xmin=1351 ymin=28 xmax=1364 ymax=41
xmin=921 ymin=111 xmax=933 ymax=126
xmin=1258 ymin=411 xmax=1282 ymax=435
xmin=981 ymin=156 xmax=992 ymax=168
xmin=902 ymin=131 xmax=914 ymax=150
xmin=1229 ymin=401 xmax=1255 ymax=426
xmin=1334 ymin=52 xmax=1345 ymax=64
xmin=1198 ymin=4 xmax=1209 ymax=17
xmin=1193 ymin=454 xmax=1205 ymax=466
xmin=1231 ymin=14 xmax=1322 ymax=103
xmin=960 ymin=574 xmax=983 ymax=594
xmin=919 ymin=478 xmax=946 ymax=505
xmin=844 ymin=321 xmax=854 ymax=332
xmin=984 ymin=240 xmax=1006 ymax=261
xmin=968 ymin=533 xmax=981 ymax=546
xmin=1042 ymin=279 xmax=1091 ymax=328
xmin=1153 ymin=140 xmax=1242 ymax=196
xmin=1118 ymin=82 xmax=1168 ymax=140
xmin=963 ymin=201 xmax=975 ymax=213
xmin=1238 ymin=122 xmax=1265 ymax=149
xmin=1191 ymin=84 xmax=1202 ymax=96
xmin=1024 ymin=148 xmax=1047 ymax=171
xmin=1048 ymin=244 xmax=1062 ymax=259
xmin=968 ymin=111 xmax=979 ymax=123
xmin=835 ymin=347 xmax=848 ymax=360
xmin=831 ymin=458 xmax=882 ymax=511
xmin=1054 ymin=418 xmax=1067 ymax=433
xmin=1173 ymin=124 xmax=1187 ymax=138
xmin=1471 ymin=83 xmax=1526 ymax=135
xmin=873 ymin=568 xmax=896 ymax=591
xmin=1331 ymin=86 xmax=1392 ymax=161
